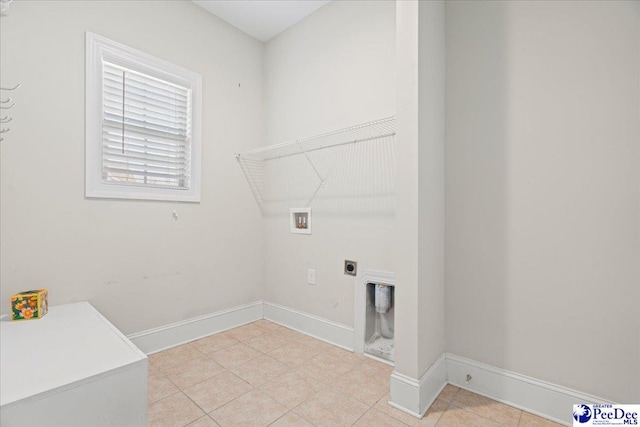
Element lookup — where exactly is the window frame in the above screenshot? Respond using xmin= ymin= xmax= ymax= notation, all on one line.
xmin=85 ymin=32 xmax=202 ymax=202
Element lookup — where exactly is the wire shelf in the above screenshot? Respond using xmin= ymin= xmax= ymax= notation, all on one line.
xmin=236 ymin=116 xmax=395 ymax=161
xmin=236 ymin=116 xmax=396 ymax=215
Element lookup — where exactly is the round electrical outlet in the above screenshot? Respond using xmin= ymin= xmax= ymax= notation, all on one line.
xmin=344 ymin=260 xmax=357 ymax=276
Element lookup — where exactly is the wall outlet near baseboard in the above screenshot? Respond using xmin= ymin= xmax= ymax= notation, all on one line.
xmin=307 ymin=268 xmax=316 ymax=285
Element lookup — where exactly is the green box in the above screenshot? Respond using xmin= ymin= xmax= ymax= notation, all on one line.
xmin=11 ymin=289 xmax=48 ymax=321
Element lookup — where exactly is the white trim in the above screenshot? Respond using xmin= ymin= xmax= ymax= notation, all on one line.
xmin=445 ymin=353 xmax=612 ymax=426
xmin=354 ymin=269 xmax=396 ymax=355
xmin=263 ymin=301 xmax=354 ymax=350
xmin=127 ymin=301 xmax=263 ymax=354
xmin=389 ymin=372 xmax=422 ymax=417
xmin=85 ymin=32 xmax=202 ymax=203
xmin=389 ymin=353 xmax=447 ymax=417
xmin=124 ymin=301 xmax=613 ymax=427
xmin=0 ymin=0 xmax=12 ymax=16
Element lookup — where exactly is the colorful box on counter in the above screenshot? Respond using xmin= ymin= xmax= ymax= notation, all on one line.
xmin=11 ymin=289 xmax=48 ymax=321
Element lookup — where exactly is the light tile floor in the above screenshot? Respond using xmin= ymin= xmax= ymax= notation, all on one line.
xmin=148 ymin=320 xmax=564 ymax=427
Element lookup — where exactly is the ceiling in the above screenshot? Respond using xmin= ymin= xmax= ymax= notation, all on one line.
xmin=192 ymin=1 xmax=331 ymax=43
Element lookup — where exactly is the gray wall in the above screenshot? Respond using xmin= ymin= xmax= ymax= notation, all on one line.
xmin=262 ymin=0 xmax=396 ymax=327
xmin=394 ymin=0 xmax=446 ymax=385
xmin=0 ymin=1 xmax=265 ymax=334
xmin=1 ymin=0 xmax=638 ymax=405
xmin=445 ymin=0 xmax=640 ymax=402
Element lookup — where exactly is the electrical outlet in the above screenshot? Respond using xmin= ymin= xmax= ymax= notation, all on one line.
xmin=307 ymin=268 xmax=316 ymax=285
xmin=344 ymin=260 xmax=357 ymax=276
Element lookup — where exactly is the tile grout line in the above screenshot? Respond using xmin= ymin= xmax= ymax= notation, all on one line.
xmin=447 ymin=400 xmax=523 ymax=427
xmin=151 ymin=321 xmax=376 ymax=425
xmin=148 ymin=322 xmax=275 ymax=425
xmin=353 ymin=389 xmax=379 ymax=426
xmin=433 ymin=398 xmax=452 ymax=427
xmin=289 ymin=387 xmax=329 ymax=426
xmin=152 ymin=359 xmax=221 ymax=391
xmin=177 ymin=366 xmax=256 ymax=421
xmin=204 ymin=371 xmax=257 ymax=417
xmin=148 ymin=388 xmax=182 ymax=408
xmin=294 ymin=408 xmax=319 ymax=427
xmin=152 ymin=321 xmax=546 ymax=427
xmin=266 ymin=411 xmax=289 ymax=427
xmin=178 ymin=389 xmax=210 ymax=424
xmin=350 ymin=409 xmax=369 ymax=426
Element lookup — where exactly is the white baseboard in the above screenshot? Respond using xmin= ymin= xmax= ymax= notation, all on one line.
xmin=126 ymin=301 xmax=611 ymax=427
xmin=263 ymin=301 xmax=354 ymax=351
xmin=389 ymin=354 xmax=447 ymax=417
xmin=446 ymin=353 xmax=611 ymax=426
xmin=127 ymin=301 xmax=263 ymax=354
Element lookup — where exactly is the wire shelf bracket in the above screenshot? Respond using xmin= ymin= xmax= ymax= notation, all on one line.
xmin=235 ymin=116 xmax=396 ymax=214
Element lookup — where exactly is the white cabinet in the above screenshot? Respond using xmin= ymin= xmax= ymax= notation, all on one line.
xmin=1 ymin=302 xmax=147 ymax=427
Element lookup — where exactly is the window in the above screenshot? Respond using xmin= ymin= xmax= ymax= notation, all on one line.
xmin=86 ymin=32 xmax=202 ymax=202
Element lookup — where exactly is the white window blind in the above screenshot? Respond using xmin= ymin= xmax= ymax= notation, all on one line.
xmin=102 ymin=62 xmax=192 ymax=189
xmin=86 ymin=32 xmax=201 ymax=202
